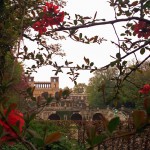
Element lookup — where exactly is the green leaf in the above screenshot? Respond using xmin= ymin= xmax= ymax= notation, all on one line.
xmin=93 ymin=134 xmax=107 ymax=146
xmin=27 ymin=129 xmax=42 ymax=139
xmin=85 ymin=66 xmax=89 ymax=69
xmin=33 ymin=138 xmax=45 ymax=147
xmin=68 ymin=61 xmax=73 ymax=65
xmin=47 ymin=97 xmax=53 ymax=103
xmin=29 ymin=113 xmax=37 ymax=121
xmin=26 ymin=87 xmax=34 ymax=96
xmin=41 ymin=92 xmax=49 ymax=99
xmin=65 ymin=60 xmax=68 ymax=65
xmin=126 ymin=23 xmax=132 ymax=27
xmin=90 ymin=62 xmax=94 ymax=66
xmin=122 ymin=60 xmax=127 ymax=66
xmin=108 ymin=117 xmax=120 ymax=133
xmin=79 ymin=33 xmax=82 ymax=39
xmin=144 ymin=98 xmax=150 ymax=115
xmin=90 ymin=69 xmax=95 ymax=73
xmin=80 ymin=18 xmax=84 ymax=24
xmin=140 ymin=48 xmax=145 ymax=55
xmin=144 ymin=1 xmax=150 ymax=8
xmin=86 ymin=138 xmax=92 ymax=145
xmin=74 ymin=80 xmax=77 ymax=85
xmin=55 ymin=92 xmax=61 ymax=101
xmin=74 ymin=20 xmax=77 ymax=25
xmin=12 ymin=125 xmax=20 ymax=134
xmin=5 ymin=103 xmax=17 ymax=118
xmin=120 ymin=33 xmax=126 ymax=36
xmin=5 ymin=21 xmax=11 ymax=29
xmin=116 ymin=53 xmax=121 ymax=59
xmin=110 ymin=61 xmax=117 ymax=67
xmin=31 ymin=65 xmax=36 ymax=68
xmin=133 ymin=8 xmax=139 ymax=12
xmin=86 ymin=126 xmax=96 ymax=146
xmin=0 ymin=125 xmax=3 ymax=136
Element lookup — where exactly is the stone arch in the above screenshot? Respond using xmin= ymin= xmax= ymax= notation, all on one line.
xmin=71 ymin=113 xmax=82 ymax=121
xmin=92 ymin=113 xmax=103 ymax=121
xmin=48 ymin=114 xmax=60 ymax=120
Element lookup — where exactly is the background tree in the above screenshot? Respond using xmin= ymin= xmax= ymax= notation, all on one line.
xmin=73 ymin=83 xmax=87 ymax=93
xmin=86 ymin=67 xmax=118 ymax=108
xmin=87 ymin=61 xmax=150 ymax=109
xmin=119 ymin=60 xmax=150 ymax=109
xmin=2 ymin=52 xmax=29 ymax=109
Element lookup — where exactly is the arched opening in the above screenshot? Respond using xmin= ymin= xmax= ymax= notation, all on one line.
xmin=48 ymin=114 xmax=60 ymax=120
xmin=92 ymin=113 xmax=103 ymax=121
xmin=71 ymin=113 xmax=82 ymax=121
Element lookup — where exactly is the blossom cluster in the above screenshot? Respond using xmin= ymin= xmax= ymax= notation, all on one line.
xmin=139 ymin=84 xmax=150 ymax=94
xmin=0 ymin=109 xmax=24 ymax=144
xmin=133 ymin=21 xmax=150 ymax=39
xmin=32 ymin=2 xmax=64 ymax=35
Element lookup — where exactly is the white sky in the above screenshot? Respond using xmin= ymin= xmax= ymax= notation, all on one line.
xmin=25 ymin=0 xmax=149 ymax=89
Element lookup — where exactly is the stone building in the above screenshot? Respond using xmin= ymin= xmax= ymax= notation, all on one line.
xmin=28 ymin=76 xmax=127 ymax=121
xmin=28 ymin=76 xmax=59 ymax=97
xmin=27 ymin=76 xmax=89 ymax=120
xmin=39 ymin=92 xmax=89 ymax=120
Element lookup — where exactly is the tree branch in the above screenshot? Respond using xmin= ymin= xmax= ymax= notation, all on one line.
xmin=123 ymin=54 xmax=150 ymax=81
xmin=55 ymin=17 xmax=150 ymax=31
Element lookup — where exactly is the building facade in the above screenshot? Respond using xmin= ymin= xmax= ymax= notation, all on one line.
xmin=27 ymin=77 xmax=127 ymax=121
xmin=28 ymin=76 xmax=59 ymax=97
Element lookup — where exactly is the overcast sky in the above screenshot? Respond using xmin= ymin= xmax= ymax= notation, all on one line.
xmin=27 ymin=0 xmax=149 ymax=89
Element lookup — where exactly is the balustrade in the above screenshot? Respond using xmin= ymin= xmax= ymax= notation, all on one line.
xmin=34 ymin=83 xmax=51 ymax=88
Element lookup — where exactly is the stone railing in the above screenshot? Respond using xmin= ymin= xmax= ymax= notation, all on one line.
xmin=47 ymin=120 xmax=150 ymax=150
xmin=34 ymin=82 xmax=51 ymax=88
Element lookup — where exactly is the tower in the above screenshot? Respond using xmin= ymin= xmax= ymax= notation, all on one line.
xmin=51 ymin=77 xmax=59 ymax=90
xmin=28 ymin=76 xmax=34 ymax=87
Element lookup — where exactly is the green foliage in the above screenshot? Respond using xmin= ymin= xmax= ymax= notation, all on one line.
xmin=1 ymin=139 xmax=85 ymax=150
xmin=4 ymin=53 xmax=22 ymax=82
xmin=87 ymin=61 xmax=150 ymax=109
xmin=86 ymin=116 xmax=120 ymax=149
xmin=46 ymin=138 xmax=86 ymax=150
xmin=86 ymin=68 xmax=117 ymax=108
xmin=86 ymin=125 xmax=107 ymax=148
xmin=26 ymin=120 xmax=78 ymax=149
xmin=119 ymin=61 xmax=150 ymax=108
xmin=0 ymin=52 xmax=29 ymax=108
xmin=73 ymin=83 xmax=87 ymax=93
xmin=1 ymin=143 xmax=27 ymax=150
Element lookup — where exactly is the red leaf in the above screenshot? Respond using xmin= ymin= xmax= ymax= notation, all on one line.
xmin=45 ymin=132 xmax=61 ymax=144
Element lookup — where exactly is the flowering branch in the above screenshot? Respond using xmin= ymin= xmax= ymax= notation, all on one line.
xmin=55 ymin=17 xmax=150 ymax=31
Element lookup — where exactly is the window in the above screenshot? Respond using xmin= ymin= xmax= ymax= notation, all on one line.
xmin=54 ymin=84 xmax=56 ymax=88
